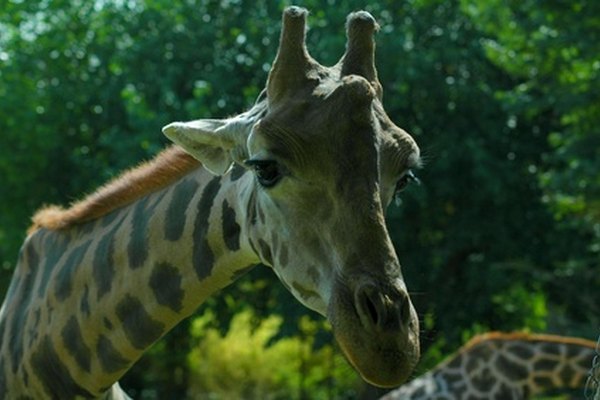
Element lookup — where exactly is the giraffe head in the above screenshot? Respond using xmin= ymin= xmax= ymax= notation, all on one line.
xmin=163 ymin=7 xmax=420 ymax=386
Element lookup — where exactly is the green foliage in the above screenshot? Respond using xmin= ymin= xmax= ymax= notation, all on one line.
xmin=458 ymin=0 xmax=600 ymax=336
xmin=186 ymin=309 xmax=359 ymax=400
xmin=0 ymin=0 xmax=598 ymax=396
xmin=491 ymin=283 xmax=548 ymax=331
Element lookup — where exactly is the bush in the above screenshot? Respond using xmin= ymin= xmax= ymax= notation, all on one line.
xmin=187 ymin=309 xmax=360 ymax=400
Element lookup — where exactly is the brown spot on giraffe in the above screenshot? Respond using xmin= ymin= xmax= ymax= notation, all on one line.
xmin=149 ymin=262 xmax=185 ymax=313
xmin=221 ymin=199 xmax=241 ymax=251
xmin=61 ymin=316 xmax=92 ymax=373
xmin=97 ymin=335 xmax=131 ymax=374
xmin=164 ymin=177 xmax=200 ymax=241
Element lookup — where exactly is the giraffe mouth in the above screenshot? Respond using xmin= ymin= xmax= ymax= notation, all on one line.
xmin=336 ymin=330 xmax=420 ymax=387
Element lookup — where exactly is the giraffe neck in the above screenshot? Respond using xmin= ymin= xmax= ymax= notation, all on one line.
xmin=0 ymin=165 xmax=260 ymax=398
xmin=437 ymin=334 xmax=597 ymax=397
xmin=383 ymin=333 xmax=596 ymax=400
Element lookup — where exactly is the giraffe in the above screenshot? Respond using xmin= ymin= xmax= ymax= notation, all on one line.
xmin=0 ymin=7 xmax=422 ymax=398
xmin=381 ymin=332 xmax=597 ymax=400
xmin=587 ymin=332 xmax=600 ymax=400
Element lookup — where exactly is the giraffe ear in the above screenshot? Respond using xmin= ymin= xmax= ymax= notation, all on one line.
xmin=163 ymin=100 xmax=267 ymax=175
xmin=162 ymin=118 xmax=239 ymax=175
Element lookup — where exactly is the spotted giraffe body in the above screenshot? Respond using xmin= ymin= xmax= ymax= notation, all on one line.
xmin=382 ymin=332 xmax=597 ymax=400
xmin=0 ymin=7 xmax=421 ymax=398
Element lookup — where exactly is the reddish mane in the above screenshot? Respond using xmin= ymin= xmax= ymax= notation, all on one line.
xmin=29 ymin=146 xmax=200 ymax=234
xmin=461 ymin=331 xmax=596 ymax=352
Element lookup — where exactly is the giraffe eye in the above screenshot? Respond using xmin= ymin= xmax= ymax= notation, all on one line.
xmin=395 ymin=170 xmax=419 ymax=193
xmin=245 ymin=159 xmax=282 ymax=188
xmin=394 ymin=170 xmax=420 ymax=206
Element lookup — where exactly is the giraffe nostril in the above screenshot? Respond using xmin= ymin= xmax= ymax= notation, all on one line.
xmin=355 ymin=284 xmax=387 ymax=330
xmin=355 ymin=283 xmax=410 ymax=331
xmin=363 ymin=292 xmax=380 ymax=326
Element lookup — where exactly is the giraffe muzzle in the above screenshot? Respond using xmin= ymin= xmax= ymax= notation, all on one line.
xmin=328 ymin=275 xmax=420 ymax=388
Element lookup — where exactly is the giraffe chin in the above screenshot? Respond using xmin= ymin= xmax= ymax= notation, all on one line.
xmin=337 ymin=334 xmax=420 ymax=388
xmin=332 ymin=318 xmax=420 ymax=387
xmin=328 ymin=282 xmax=420 ymax=388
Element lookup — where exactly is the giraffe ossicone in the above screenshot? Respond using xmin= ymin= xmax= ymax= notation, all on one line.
xmin=0 ymin=7 xmax=420 ymax=398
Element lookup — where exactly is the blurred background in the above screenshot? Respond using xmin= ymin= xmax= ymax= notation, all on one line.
xmin=0 ymin=0 xmax=598 ymax=398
